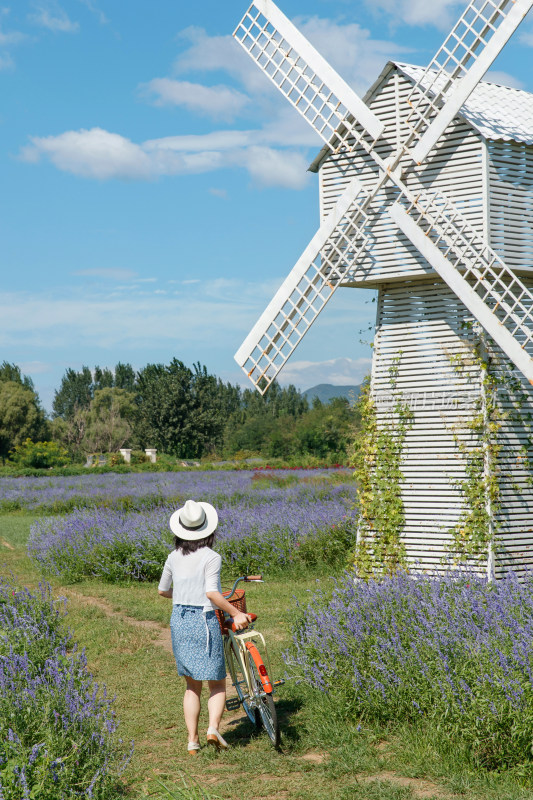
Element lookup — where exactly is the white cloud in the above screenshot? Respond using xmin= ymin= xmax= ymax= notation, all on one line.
xmin=20 ymin=128 xmax=156 ymax=180
xmin=78 ymin=0 xmax=109 ymax=25
xmin=174 ymin=27 xmax=265 ymax=93
xmin=362 ymin=0 xmax=464 ymax=30
xmin=141 ymin=78 xmax=249 ymax=121
xmin=174 ymin=21 xmax=409 ymax=97
xmin=296 ymin=16 xmax=410 ymax=92
xmin=0 ymin=287 xmax=255 ymax=350
xmin=0 ymin=12 xmax=27 ymax=68
xmin=73 ymin=267 xmax=138 ymax=280
xmin=18 ymin=360 xmax=52 ymax=376
xmin=28 ymin=2 xmax=80 ymax=33
xmin=20 ymin=17 xmax=408 ymax=190
xmin=0 ymin=25 xmax=26 ymax=47
xmin=0 ymin=51 xmax=13 ymax=69
xmin=279 ymin=356 xmax=372 ymax=389
xmin=19 ymin=127 xmax=311 ymax=189
xmin=485 ymin=70 xmax=525 ymax=90
xmin=209 ymin=187 xmax=227 ymax=199
xmin=240 ymin=146 xmax=308 ymax=189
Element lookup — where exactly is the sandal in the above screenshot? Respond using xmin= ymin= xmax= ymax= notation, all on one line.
xmin=206 ymin=727 xmax=228 ymax=750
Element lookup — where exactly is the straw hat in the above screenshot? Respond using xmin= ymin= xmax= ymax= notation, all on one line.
xmin=169 ymin=499 xmax=218 ymax=540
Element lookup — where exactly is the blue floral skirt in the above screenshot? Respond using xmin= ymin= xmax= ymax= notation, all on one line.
xmin=170 ymin=604 xmax=226 ymax=681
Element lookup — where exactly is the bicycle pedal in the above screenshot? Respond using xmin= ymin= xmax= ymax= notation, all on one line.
xmin=225 ymin=698 xmax=242 ymax=711
xmin=273 ymin=679 xmax=285 ymax=687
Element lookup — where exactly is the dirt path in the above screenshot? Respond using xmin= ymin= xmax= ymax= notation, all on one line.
xmin=62 ymin=589 xmax=174 ymax=653
xmin=62 ymin=587 xmax=457 ymax=800
xmin=61 ymin=588 xmax=248 ymax=729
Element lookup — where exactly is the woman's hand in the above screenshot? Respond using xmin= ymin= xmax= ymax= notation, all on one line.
xmin=206 ymin=591 xmax=253 ymax=629
xmin=232 ymin=611 xmax=252 ymax=631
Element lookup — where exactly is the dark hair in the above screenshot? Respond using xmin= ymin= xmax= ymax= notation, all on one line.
xmin=174 ymin=532 xmax=215 ymax=555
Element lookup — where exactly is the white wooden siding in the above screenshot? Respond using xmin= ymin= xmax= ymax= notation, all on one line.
xmin=319 ymin=68 xmax=485 ymax=287
xmin=372 ymin=277 xmax=533 ymax=577
xmin=487 ymin=140 xmax=533 ymax=276
xmin=372 ymin=279 xmax=483 ymax=572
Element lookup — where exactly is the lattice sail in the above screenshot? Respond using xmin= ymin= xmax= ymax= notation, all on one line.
xmin=405 ymin=0 xmax=533 ymax=163
xmin=232 ymin=0 xmax=533 ymax=391
xmin=235 ymin=178 xmax=372 ymax=392
xmin=233 ymin=0 xmax=384 ymax=149
xmin=389 ymin=191 xmax=533 ymax=383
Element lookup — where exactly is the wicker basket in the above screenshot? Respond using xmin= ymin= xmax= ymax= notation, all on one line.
xmin=215 ymin=588 xmax=246 ymax=633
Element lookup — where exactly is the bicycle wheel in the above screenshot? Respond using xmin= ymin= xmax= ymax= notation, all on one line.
xmin=249 ymin=656 xmax=280 ymax=747
xmin=226 ymin=640 xmax=259 ymax=726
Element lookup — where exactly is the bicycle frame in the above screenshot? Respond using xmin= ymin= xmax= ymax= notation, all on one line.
xmin=225 ymin=626 xmax=273 ymax=699
xmin=221 ymin=575 xmax=282 ymax=747
xmin=222 ymin=576 xmax=274 ymax=701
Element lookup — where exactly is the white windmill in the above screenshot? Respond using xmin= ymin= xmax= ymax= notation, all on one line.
xmin=233 ymin=0 xmax=533 ymax=579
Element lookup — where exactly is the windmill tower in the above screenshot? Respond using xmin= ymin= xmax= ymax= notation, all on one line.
xmin=233 ymin=0 xmax=533 ymax=579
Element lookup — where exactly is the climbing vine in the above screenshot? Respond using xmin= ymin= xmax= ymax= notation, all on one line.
xmin=447 ymin=332 xmax=500 ymax=563
xmin=446 ymin=323 xmax=533 ymax=566
xmin=350 ymin=355 xmax=413 ymax=578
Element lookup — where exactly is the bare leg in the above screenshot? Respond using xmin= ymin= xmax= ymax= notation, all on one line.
xmin=207 ymin=678 xmax=226 ymax=731
xmin=183 ymin=677 xmax=202 ymax=743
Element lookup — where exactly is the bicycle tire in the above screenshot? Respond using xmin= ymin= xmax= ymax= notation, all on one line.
xmin=249 ymin=656 xmax=280 ymax=747
xmin=226 ymin=640 xmax=258 ymax=726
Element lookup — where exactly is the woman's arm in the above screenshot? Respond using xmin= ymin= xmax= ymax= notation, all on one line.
xmin=206 ymin=590 xmax=251 ymax=630
xmin=158 ymin=556 xmax=172 ymax=598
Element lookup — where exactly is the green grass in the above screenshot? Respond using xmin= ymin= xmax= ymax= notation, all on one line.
xmin=3 ymin=514 xmax=533 ymax=799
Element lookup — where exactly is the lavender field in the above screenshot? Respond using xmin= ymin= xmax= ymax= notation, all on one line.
xmin=27 ymin=470 xmax=358 ymax=580
xmin=0 ymin=578 xmax=130 ymax=799
xmin=0 ymin=468 xmax=351 ymax=513
xmin=289 ymin=569 xmax=533 ymax=768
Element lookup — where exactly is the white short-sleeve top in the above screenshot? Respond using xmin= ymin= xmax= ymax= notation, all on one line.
xmin=158 ymin=546 xmax=222 ymax=612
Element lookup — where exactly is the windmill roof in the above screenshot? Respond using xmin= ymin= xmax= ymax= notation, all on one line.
xmin=309 ymin=61 xmax=533 ymax=172
xmin=395 ymin=61 xmax=533 ymax=146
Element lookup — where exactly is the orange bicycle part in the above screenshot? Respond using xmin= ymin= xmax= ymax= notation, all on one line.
xmin=245 ymin=641 xmax=273 ymax=694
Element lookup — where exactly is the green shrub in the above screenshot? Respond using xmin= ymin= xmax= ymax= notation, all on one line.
xmin=9 ymin=439 xmax=70 ymax=469
xmin=130 ymin=450 xmax=148 ymax=465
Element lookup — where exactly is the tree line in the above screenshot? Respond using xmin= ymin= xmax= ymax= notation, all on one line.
xmin=0 ymin=359 xmax=358 ymax=465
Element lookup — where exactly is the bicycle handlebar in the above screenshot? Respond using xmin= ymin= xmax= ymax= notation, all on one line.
xmin=227 ymin=575 xmax=263 ymax=599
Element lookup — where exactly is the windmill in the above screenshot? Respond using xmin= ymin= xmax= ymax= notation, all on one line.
xmin=232 ymin=0 xmax=533 ymax=579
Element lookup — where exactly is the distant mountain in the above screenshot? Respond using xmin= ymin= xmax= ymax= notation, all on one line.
xmin=302 ymin=383 xmax=361 ymax=405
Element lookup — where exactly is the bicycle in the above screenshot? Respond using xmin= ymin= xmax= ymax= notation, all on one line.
xmin=216 ymin=575 xmax=284 ymax=748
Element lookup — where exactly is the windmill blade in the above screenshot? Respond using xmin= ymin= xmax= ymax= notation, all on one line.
xmin=234 ymin=177 xmax=372 ymax=392
xmin=389 ymin=191 xmax=533 ymax=384
xmin=405 ymin=0 xmax=533 ymax=165
xmin=233 ymin=0 xmax=384 ymax=150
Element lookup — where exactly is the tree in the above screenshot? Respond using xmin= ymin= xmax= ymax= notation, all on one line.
xmin=295 ymin=397 xmax=355 ymax=458
xmin=0 ymin=382 xmax=47 ymax=463
xmin=51 ymin=408 xmax=89 ymax=462
xmin=52 ymin=363 xmax=137 ymax=420
xmin=136 ymin=360 xmax=196 ymax=457
xmin=0 ymin=361 xmax=35 ymax=392
xmin=93 ymin=366 xmax=114 ymax=391
xmin=53 ymin=367 xmax=93 ymax=419
xmin=114 ymin=362 xmax=136 ymax=392
xmin=135 ymin=359 xmax=240 ymax=458
xmin=82 ymin=388 xmax=137 ymax=454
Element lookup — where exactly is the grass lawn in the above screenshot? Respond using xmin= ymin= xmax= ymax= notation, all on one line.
xmin=2 ymin=514 xmax=533 ymax=800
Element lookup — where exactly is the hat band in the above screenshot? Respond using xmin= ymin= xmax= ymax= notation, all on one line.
xmin=179 ymin=512 xmax=206 ymax=532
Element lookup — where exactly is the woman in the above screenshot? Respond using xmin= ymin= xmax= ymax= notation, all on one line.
xmin=158 ymin=499 xmax=250 ymax=754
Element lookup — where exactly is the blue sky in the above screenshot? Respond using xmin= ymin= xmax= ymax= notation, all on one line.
xmin=2 ymin=0 xmax=533 ymax=410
